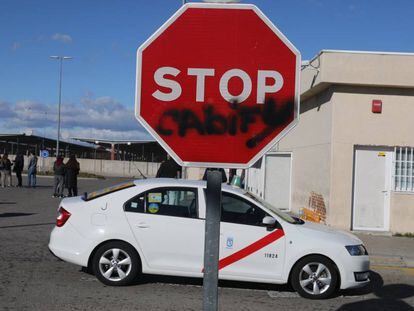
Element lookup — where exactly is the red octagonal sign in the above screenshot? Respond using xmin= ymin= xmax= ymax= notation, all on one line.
xmin=136 ymin=3 xmax=300 ymax=168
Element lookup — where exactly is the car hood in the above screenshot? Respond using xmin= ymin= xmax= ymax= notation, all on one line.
xmin=296 ymin=221 xmax=363 ymax=245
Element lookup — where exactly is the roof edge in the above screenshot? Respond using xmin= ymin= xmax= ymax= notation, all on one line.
xmin=309 ymin=49 xmax=414 ymax=64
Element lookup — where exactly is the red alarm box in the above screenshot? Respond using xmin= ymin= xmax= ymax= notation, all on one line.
xmin=372 ymin=100 xmax=382 ymax=113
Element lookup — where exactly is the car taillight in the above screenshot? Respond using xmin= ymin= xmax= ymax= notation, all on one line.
xmin=56 ymin=207 xmax=71 ymax=227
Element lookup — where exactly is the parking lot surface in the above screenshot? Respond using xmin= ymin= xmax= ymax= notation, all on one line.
xmin=1 ymin=177 xmax=413 ymax=310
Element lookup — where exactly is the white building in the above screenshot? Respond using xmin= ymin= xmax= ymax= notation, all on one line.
xmin=247 ymin=50 xmax=414 ymax=234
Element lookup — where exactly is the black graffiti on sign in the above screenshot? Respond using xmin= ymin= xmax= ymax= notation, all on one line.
xmin=156 ymin=98 xmax=293 ymax=148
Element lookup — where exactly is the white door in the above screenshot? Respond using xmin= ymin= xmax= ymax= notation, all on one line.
xmin=218 ymin=192 xmax=285 ymax=281
xmin=264 ymin=153 xmax=292 ymax=210
xmin=124 ymin=187 xmax=204 ymax=274
xmin=353 ymin=147 xmax=392 ymax=231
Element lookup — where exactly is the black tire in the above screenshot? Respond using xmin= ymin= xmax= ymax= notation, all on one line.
xmin=291 ymin=255 xmax=339 ymax=299
xmin=92 ymin=241 xmax=140 ymax=286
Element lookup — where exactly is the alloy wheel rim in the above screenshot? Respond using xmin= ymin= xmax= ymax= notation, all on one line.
xmin=299 ymin=262 xmax=332 ymax=295
xmin=99 ymin=248 xmax=132 ymax=281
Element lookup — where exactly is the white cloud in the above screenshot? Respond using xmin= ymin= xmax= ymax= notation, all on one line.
xmin=51 ymin=33 xmax=73 ymax=44
xmin=0 ymin=95 xmax=152 ymax=141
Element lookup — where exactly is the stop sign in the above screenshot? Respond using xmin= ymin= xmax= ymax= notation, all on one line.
xmin=136 ymin=3 xmax=300 ymax=168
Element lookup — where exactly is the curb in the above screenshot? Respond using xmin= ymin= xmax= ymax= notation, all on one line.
xmin=20 ymin=174 xmax=99 ymax=180
xmin=370 ymin=255 xmax=414 ymax=268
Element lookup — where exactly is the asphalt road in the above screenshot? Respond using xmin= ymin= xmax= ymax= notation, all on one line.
xmin=1 ymin=176 xmax=413 ymax=310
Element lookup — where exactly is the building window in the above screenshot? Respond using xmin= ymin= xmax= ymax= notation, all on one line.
xmin=394 ymin=147 xmax=414 ymax=192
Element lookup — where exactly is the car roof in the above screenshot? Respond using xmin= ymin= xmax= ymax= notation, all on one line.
xmin=133 ymin=178 xmax=246 ymax=195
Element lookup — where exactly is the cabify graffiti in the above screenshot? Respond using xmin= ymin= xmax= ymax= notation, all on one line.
xmin=156 ymin=98 xmax=293 ymax=149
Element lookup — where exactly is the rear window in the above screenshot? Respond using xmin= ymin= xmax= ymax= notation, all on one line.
xmin=82 ymin=181 xmax=136 ymax=201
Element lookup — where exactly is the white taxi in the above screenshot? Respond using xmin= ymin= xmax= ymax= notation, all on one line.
xmin=49 ymin=179 xmax=370 ymax=299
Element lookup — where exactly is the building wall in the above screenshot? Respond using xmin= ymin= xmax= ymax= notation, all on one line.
xmin=245 ymin=158 xmax=265 ymax=198
xmin=186 ymin=167 xmax=205 ymax=180
xmin=390 ymin=193 xmax=414 ymax=233
xmin=320 ymin=51 xmax=414 ymax=89
xmin=330 ymin=86 xmax=414 ymax=232
xmin=275 ymin=87 xmax=334 ymax=216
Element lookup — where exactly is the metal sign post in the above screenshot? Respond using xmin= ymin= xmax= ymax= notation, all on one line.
xmin=203 ymin=170 xmax=222 ymax=311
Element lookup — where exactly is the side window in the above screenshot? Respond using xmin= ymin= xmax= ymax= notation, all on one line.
xmin=221 ymin=193 xmax=268 ymax=226
xmin=147 ymin=188 xmax=198 ymax=218
xmin=125 ymin=187 xmax=198 ymax=219
xmin=124 ymin=193 xmax=145 ymax=213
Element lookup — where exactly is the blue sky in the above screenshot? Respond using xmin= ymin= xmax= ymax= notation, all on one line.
xmin=1 ymin=0 xmax=413 ymax=140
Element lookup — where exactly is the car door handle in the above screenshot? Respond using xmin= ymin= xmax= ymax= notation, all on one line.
xmin=136 ymin=223 xmax=150 ymax=228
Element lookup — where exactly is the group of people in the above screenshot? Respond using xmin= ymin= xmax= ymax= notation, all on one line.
xmin=52 ymin=155 xmax=80 ymax=198
xmin=0 ymin=151 xmax=80 ymax=198
xmin=0 ymin=152 xmax=31 ymax=188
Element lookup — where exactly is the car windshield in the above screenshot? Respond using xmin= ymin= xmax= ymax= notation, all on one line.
xmin=245 ymin=192 xmax=297 ymax=224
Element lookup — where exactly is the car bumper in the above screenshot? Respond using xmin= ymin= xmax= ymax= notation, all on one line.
xmin=48 ymin=222 xmax=93 ymax=267
xmin=340 ymin=255 xmax=370 ymax=289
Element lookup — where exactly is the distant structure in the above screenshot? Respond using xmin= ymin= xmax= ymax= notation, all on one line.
xmin=71 ymin=137 xmax=166 ymax=162
xmin=0 ymin=133 xmax=167 ymax=162
xmin=0 ymin=133 xmax=100 ymax=158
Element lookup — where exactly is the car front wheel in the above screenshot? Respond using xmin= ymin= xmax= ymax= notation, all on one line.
xmin=92 ymin=241 xmax=140 ymax=286
xmin=291 ymin=255 xmax=339 ymax=299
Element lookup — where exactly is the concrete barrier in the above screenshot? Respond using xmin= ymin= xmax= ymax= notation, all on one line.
xmin=7 ymin=154 xmax=214 ymax=180
xmin=8 ymin=155 xmax=161 ymax=178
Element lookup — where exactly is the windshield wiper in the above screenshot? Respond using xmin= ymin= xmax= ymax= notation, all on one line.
xmin=292 ymin=216 xmax=305 ymax=225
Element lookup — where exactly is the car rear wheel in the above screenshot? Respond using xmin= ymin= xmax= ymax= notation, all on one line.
xmin=92 ymin=241 xmax=140 ymax=286
xmin=291 ymin=255 xmax=339 ymax=299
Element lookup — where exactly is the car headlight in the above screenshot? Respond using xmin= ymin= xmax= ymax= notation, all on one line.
xmin=345 ymin=245 xmax=368 ymax=256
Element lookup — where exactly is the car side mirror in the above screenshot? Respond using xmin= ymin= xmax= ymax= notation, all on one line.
xmin=262 ymin=216 xmax=277 ymax=231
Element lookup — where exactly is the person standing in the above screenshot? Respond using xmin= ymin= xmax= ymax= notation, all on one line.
xmin=0 ymin=154 xmax=6 ymax=187
xmin=156 ymin=155 xmax=182 ymax=178
xmin=13 ymin=151 xmax=24 ymax=187
xmin=0 ymin=154 xmax=4 ymax=187
xmin=156 ymin=155 xmax=182 ymax=205
xmin=228 ymin=168 xmax=237 ymax=185
xmin=65 ymin=154 xmax=80 ymax=197
xmin=52 ymin=156 xmax=66 ymax=198
xmin=27 ymin=151 xmax=38 ymax=187
xmin=0 ymin=154 xmax=12 ymax=187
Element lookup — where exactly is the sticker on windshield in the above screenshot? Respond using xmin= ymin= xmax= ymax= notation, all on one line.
xmin=148 ymin=193 xmax=162 ymax=203
xmin=131 ymin=202 xmax=138 ymax=208
xmin=148 ymin=203 xmax=159 ymax=214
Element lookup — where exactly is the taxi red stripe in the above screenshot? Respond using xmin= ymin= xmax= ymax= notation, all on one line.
xmin=218 ymin=229 xmax=285 ymax=270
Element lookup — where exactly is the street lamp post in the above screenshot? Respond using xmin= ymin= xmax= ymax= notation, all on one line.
xmin=50 ymin=55 xmax=72 ymax=157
